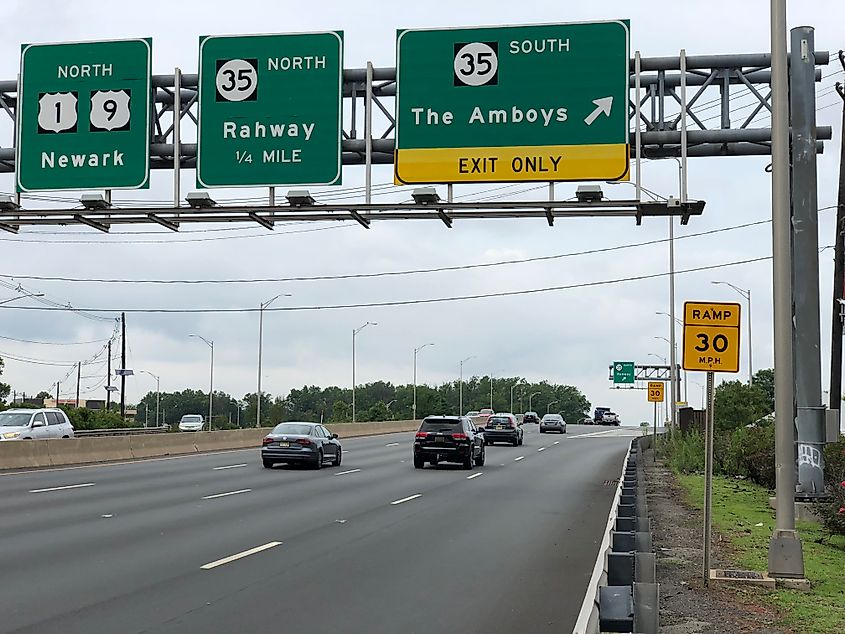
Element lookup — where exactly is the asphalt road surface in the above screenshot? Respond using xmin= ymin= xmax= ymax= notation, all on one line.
xmin=0 ymin=424 xmax=638 ymax=633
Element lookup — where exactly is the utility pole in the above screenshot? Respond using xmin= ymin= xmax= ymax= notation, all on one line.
xmin=768 ymin=0 xmax=804 ymax=580
xmin=106 ymin=339 xmax=112 ymax=410
xmin=75 ymin=362 xmax=81 ymax=408
xmin=120 ymin=312 xmax=126 ymax=419
xmin=829 ymin=54 xmax=845 ymax=430
xmin=55 ymin=382 xmax=59 ymax=406
xmin=790 ymin=26 xmax=825 ymax=497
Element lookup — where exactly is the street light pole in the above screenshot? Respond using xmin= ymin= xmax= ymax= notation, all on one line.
xmin=139 ymin=370 xmax=160 ymax=427
xmin=546 ymin=400 xmax=559 ymax=415
xmin=510 ymin=380 xmax=523 ymax=414
xmin=256 ymin=294 xmax=290 ymax=428
xmin=459 ymin=356 xmax=475 ymax=415
xmin=528 ymin=391 xmax=541 ymax=412
xmin=352 ymin=322 xmax=377 ymax=423
xmin=413 ymin=343 xmax=434 ymax=421
xmin=189 ymin=334 xmax=214 ymax=431
xmin=649 ymin=352 xmax=668 ymax=423
xmin=656 ymin=312 xmax=678 ymax=428
xmin=712 ymin=281 xmax=753 ymax=384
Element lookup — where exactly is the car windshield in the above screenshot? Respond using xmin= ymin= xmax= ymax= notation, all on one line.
xmin=488 ymin=416 xmax=511 ymax=424
xmin=181 ymin=415 xmax=202 ymax=423
xmin=420 ymin=419 xmax=462 ymax=433
xmin=543 ymin=415 xmax=561 ymax=421
xmin=272 ymin=423 xmax=313 ymax=435
xmin=0 ymin=412 xmax=33 ymax=426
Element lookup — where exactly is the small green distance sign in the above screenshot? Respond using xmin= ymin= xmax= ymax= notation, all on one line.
xmin=197 ymin=32 xmax=343 ymax=188
xmin=16 ymin=38 xmax=152 ymax=192
xmin=613 ymin=361 xmax=635 ymax=384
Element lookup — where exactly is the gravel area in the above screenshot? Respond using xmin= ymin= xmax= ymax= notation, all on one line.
xmin=644 ymin=454 xmax=790 ymax=633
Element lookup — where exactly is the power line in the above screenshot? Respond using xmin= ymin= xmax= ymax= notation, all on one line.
xmin=0 ymin=252 xmax=797 ymax=315
xmin=0 ymin=334 xmax=112 ymax=345
xmin=2 ymin=207 xmax=837 ymax=286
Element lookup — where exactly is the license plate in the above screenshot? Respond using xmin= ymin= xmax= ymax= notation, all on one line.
xmin=436 ymin=436 xmax=445 ymax=443
xmin=278 ymin=441 xmax=290 ymax=447
xmin=496 ymin=425 xmax=504 ymax=430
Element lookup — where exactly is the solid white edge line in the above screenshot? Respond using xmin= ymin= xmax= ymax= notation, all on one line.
xmin=572 ymin=442 xmax=632 ymax=634
xmin=29 ymin=483 xmax=95 ymax=493
xmin=466 ymin=472 xmax=483 ymax=480
xmin=390 ymin=493 xmax=421 ymax=505
xmin=212 ymin=463 xmax=248 ymax=470
xmin=201 ymin=541 xmax=282 ymax=570
xmin=201 ymin=488 xmax=251 ymax=500
xmin=514 ymin=456 xmax=525 ymax=462
xmin=335 ymin=469 xmax=361 ymax=476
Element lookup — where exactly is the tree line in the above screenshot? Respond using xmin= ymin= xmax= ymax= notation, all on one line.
xmin=135 ymin=376 xmax=592 ymax=428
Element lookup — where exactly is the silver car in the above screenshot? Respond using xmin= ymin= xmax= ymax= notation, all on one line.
xmin=539 ymin=414 xmax=567 ymax=434
xmin=0 ymin=408 xmax=75 ymax=441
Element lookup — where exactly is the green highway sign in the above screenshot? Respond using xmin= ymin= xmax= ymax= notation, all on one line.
xmin=613 ymin=361 xmax=635 ymax=384
xmin=16 ymin=38 xmax=152 ymax=192
xmin=197 ymin=32 xmax=343 ymax=188
xmin=395 ymin=21 xmax=630 ymax=184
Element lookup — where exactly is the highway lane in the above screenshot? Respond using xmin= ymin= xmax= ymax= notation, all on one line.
xmin=0 ymin=424 xmax=638 ymax=633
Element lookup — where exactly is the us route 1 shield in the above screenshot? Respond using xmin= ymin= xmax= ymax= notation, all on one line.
xmin=197 ymin=32 xmax=343 ymax=188
xmin=395 ymin=21 xmax=630 ymax=184
xmin=16 ymin=38 xmax=152 ymax=192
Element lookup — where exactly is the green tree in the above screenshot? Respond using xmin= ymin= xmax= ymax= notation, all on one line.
xmin=0 ymin=357 xmax=10 ymax=404
xmin=752 ymin=368 xmax=775 ymax=413
xmin=713 ymin=380 xmax=771 ymax=431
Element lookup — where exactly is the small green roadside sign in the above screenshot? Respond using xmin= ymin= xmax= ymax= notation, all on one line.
xmin=197 ymin=32 xmax=343 ymax=188
xmin=395 ymin=21 xmax=630 ymax=184
xmin=16 ymin=38 xmax=152 ymax=192
xmin=613 ymin=361 xmax=635 ymax=384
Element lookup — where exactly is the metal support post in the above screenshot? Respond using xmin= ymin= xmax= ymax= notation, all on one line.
xmin=652 ymin=401 xmax=657 ymax=462
xmin=173 ymin=67 xmax=181 ymax=209
xmin=106 ymin=339 xmax=112 ymax=411
xmin=790 ymin=26 xmax=825 ymax=496
xmin=208 ymin=342 xmax=214 ymax=431
xmin=75 ymin=361 xmax=81 ymax=408
xmin=634 ymin=51 xmax=642 ymax=202
xmin=364 ymin=61 xmax=373 ymax=204
xmin=680 ymin=48 xmax=688 ymax=204
xmin=703 ymin=371 xmax=715 ymax=585
xmin=768 ymin=0 xmax=804 ymax=579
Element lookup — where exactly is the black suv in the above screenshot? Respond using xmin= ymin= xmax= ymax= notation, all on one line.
xmin=522 ymin=412 xmax=540 ymax=425
xmin=413 ymin=416 xmax=485 ymax=470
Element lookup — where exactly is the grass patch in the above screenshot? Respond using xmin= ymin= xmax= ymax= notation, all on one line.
xmin=678 ymin=474 xmax=845 ymax=634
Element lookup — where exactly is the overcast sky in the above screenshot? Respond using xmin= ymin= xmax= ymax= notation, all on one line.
xmin=0 ymin=1 xmax=842 ymax=425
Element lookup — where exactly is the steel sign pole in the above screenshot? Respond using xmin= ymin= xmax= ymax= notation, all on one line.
xmin=703 ymin=370 xmax=715 ymax=585
xmin=653 ymin=401 xmax=657 ymax=462
xmin=257 ymin=304 xmax=265 ymax=428
xmin=209 ymin=341 xmax=214 ymax=431
xmin=789 ymin=26 xmax=825 ymax=498
xmin=747 ymin=290 xmax=753 ymax=384
xmin=768 ymin=0 xmax=804 ymax=580
xmin=173 ymin=67 xmax=181 ymax=209
xmin=352 ymin=328 xmax=357 ymax=423
xmin=365 ymin=61 xmax=373 ymax=204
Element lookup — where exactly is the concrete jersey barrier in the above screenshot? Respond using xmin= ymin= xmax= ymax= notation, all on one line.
xmin=0 ymin=420 xmax=420 ymax=470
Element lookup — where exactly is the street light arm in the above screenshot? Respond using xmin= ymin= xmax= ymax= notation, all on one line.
xmin=189 ymin=333 xmax=213 ymax=348
xmin=711 ymin=280 xmax=750 ymax=300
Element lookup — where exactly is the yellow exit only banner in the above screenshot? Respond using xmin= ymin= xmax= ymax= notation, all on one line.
xmin=394 ymin=143 xmax=629 ymax=184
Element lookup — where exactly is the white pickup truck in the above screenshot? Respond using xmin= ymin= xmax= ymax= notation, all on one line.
xmin=601 ymin=412 xmax=621 ymax=426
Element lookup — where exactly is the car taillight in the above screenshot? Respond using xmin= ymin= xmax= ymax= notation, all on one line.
xmin=295 ymin=438 xmax=312 ymax=446
xmin=415 ymin=432 xmax=429 ymax=439
xmin=452 ymin=433 xmax=468 ymax=440
xmin=262 ymin=437 xmax=273 ymax=445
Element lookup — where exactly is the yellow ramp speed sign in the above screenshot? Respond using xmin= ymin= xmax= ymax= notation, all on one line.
xmin=647 ymin=382 xmax=664 ymax=402
xmin=682 ymin=301 xmax=741 ymax=372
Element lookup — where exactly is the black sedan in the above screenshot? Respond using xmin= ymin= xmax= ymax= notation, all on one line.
xmin=413 ymin=416 xmax=485 ymax=469
xmin=261 ymin=422 xmax=341 ymax=469
xmin=482 ymin=413 xmax=523 ymax=446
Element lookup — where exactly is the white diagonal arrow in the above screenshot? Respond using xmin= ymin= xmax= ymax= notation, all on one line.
xmin=584 ymin=97 xmax=614 ymax=126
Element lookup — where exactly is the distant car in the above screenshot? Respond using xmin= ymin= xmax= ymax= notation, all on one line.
xmin=466 ymin=410 xmax=481 ymax=418
xmin=580 ymin=417 xmax=594 ymax=425
xmin=540 ymin=414 xmax=567 ymax=434
xmin=414 ymin=416 xmax=485 ymax=469
xmin=261 ymin=422 xmax=341 ymax=469
xmin=0 ymin=408 xmax=74 ymax=441
xmin=477 ymin=408 xmax=495 ymax=424
xmin=179 ymin=414 xmax=205 ymax=432
xmin=483 ymin=413 xmax=523 ymax=446
xmin=522 ymin=412 xmax=540 ymax=424
xmin=601 ymin=412 xmax=621 ymax=426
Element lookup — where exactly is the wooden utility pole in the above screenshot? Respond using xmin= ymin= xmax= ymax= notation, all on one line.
xmin=828 ymin=52 xmax=845 ymax=417
xmin=120 ymin=312 xmax=126 ymax=418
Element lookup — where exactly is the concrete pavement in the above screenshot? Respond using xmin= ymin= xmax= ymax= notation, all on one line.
xmin=0 ymin=424 xmax=638 ymax=633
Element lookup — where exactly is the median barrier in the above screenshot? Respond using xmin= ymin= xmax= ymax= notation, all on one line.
xmin=0 ymin=420 xmax=420 ymax=470
xmin=47 ymin=436 xmax=133 ymax=466
xmin=0 ymin=439 xmax=52 ymax=469
xmin=129 ymin=433 xmax=200 ymax=459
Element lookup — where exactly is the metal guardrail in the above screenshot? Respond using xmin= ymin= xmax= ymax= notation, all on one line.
xmin=73 ymin=426 xmax=170 ymax=437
